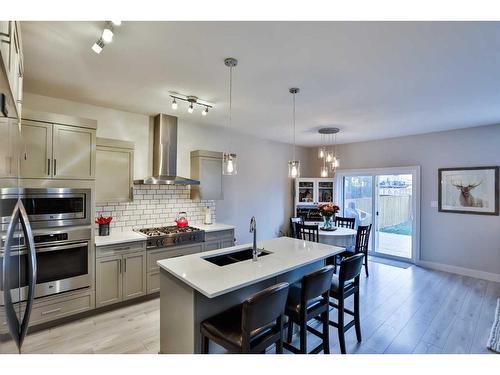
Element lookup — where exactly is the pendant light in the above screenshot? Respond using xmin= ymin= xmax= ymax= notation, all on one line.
xmin=223 ymin=57 xmax=238 ymax=175
xmin=288 ymin=88 xmax=300 ymax=178
xmin=318 ymin=127 xmax=340 ymax=177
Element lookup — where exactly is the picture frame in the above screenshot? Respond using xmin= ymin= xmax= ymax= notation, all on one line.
xmin=438 ymin=166 xmax=499 ymax=215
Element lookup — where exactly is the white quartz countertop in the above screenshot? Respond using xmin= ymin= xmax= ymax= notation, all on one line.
xmin=192 ymin=223 xmax=235 ymax=233
xmin=157 ymin=236 xmax=344 ymax=298
xmin=95 ymin=231 xmax=147 ymax=246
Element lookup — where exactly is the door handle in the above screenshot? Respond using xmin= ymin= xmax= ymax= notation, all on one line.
xmin=2 ymin=198 xmax=37 ymax=352
xmin=47 ymin=159 xmax=51 ymax=175
xmin=124 ymin=258 xmax=127 ymax=273
xmin=53 ymin=159 xmax=57 ymax=175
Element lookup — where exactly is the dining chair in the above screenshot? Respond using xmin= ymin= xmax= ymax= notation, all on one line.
xmin=336 ymin=224 xmax=372 ymax=277
xmin=295 ymin=223 xmax=319 ymax=242
xmin=334 ymin=216 xmax=355 ymax=229
xmin=290 ymin=217 xmax=304 ymax=239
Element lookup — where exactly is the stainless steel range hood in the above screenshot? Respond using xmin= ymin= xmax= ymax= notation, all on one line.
xmin=134 ymin=114 xmax=200 ymax=185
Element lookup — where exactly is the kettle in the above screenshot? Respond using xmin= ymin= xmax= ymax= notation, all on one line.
xmin=175 ymin=211 xmax=189 ymax=228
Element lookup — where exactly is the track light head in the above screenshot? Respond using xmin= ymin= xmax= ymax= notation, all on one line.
xmin=202 ymin=107 xmax=209 ymax=116
xmin=102 ymin=22 xmax=114 ymax=44
xmin=171 ymin=98 xmax=178 ymax=110
xmin=92 ymin=38 xmax=105 ymax=54
xmin=187 ymin=103 xmax=194 ymax=113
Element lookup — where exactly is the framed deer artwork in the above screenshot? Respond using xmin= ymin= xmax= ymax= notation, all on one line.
xmin=438 ymin=166 xmax=499 ymax=215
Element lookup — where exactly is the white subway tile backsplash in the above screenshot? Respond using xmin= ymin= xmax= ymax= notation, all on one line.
xmin=95 ymin=185 xmax=216 ymax=234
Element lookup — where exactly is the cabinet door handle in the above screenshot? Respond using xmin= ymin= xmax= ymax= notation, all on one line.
xmin=124 ymin=258 xmax=127 ymax=273
xmin=41 ymin=308 xmax=61 ymax=316
xmin=53 ymin=159 xmax=57 ymax=175
xmin=47 ymin=159 xmax=51 ymax=175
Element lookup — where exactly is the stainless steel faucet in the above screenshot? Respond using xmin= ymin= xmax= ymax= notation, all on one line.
xmin=249 ymin=216 xmax=258 ymax=261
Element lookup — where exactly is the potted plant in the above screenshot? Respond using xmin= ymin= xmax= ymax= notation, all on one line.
xmin=95 ymin=215 xmax=113 ymax=236
xmin=318 ymin=203 xmax=340 ymax=230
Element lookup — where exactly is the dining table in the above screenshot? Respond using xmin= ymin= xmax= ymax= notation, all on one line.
xmin=305 ymin=222 xmax=357 ymax=248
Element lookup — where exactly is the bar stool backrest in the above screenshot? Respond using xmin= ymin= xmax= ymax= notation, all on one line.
xmin=296 ymin=223 xmax=319 ymax=242
xmin=301 ymin=265 xmax=335 ymax=302
xmin=290 ymin=217 xmax=304 ymax=238
xmin=242 ymin=282 xmax=290 ymax=335
xmin=339 ymin=253 xmax=364 ymax=283
xmin=355 ymin=224 xmax=372 ymax=253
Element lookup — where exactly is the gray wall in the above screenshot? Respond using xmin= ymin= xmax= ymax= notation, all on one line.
xmin=307 ymin=124 xmax=500 ymax=275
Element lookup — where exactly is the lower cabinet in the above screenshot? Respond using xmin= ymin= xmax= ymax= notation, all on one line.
xmin=96 ymin=250 xmax=146 ymax=308
xmin=203 ymin=229 xmax=235 ymax=252
xmin=146 ymin=243 xmax=204 ymax=294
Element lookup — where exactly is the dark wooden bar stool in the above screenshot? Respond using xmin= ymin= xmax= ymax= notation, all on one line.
xmin=328 ymin=253 xmax=364 ymax=354
xmin=200 ymin=282 xmax=289 ymax=354
xmin=290 ymin=217 xmax=304 ymax=238
xmin=295 ymin=223 xmax=319 ymax=242
xmin=284 ymin=265 xmax=335 ymax=354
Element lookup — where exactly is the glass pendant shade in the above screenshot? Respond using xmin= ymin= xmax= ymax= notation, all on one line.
xmin=331 ymin=157 xmax=340 ymax=169
xmin=318 ymin=147 xmax=325 ymax=159
xmin=320 ymin=165 xmax=328 ymax=177
xmin=223 ymin=152 xmax=238 ymax=175
xmin=326 ymin=153 xmax=333 ymax=163
xmin=288 ymin=160 xmax=300 ymax=178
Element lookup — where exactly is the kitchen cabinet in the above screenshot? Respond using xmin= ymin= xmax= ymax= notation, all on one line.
xmin=19 ymin=112 xmax=97 ymax=180
xmin=0 ymin=21 xmax=23 ymax=119
xmin=146 ymin=243 xmax=204 ymax=294
xmin=53 ymin=124 xmax=95 ymax=179
xmin=203 ymin=229 xmax=235 ymax=252
xmin=122 ymin=251 xmax=147 ymax=301
xmin=295 ymin=178 xmax=334 ymax=206
xmin=95 ymin=241 xmax=147 ymax=308
xmin=19 ymin=120 xmax=52 ymax=178
xmin=0 ymin=117 xmax=20 ymax=178
xmin=95 ymin=137 xmax=134 ymax=204
xmin=190 ymin=150 xmax=223 ymax=200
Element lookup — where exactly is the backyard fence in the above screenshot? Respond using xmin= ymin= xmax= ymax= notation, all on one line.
xmin=346 ymin=195 xmax=411 ymax=229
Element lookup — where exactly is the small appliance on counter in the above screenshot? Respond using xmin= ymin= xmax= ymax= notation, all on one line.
xmin=203 ymin=206 xmax=212 ymax=225
xmin=175 ymin=211 xmax=189 ymax=228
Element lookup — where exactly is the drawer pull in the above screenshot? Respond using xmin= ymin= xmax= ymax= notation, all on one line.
xmin=41 ymin=307 xmax=62 ymax=316
xmin=114 ymin=246 xmax=131 ymax=251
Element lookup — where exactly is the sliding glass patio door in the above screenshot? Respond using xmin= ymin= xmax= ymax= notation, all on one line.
xmin=338 ymin=167 xmax=420 ymax=262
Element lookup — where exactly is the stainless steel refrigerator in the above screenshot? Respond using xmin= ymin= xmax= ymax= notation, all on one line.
xmin=1 ymin=69 xmax=36 ymax=354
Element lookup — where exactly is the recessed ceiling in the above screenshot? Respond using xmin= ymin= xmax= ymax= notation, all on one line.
xmin=21 ymin=21 xmax=500 ymax=146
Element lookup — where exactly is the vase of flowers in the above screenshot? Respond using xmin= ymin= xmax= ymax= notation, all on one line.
xmin=96 ymin=215 xmax=113 ymax=236
xmin=318 ymin=203 xmax=340 ymax=231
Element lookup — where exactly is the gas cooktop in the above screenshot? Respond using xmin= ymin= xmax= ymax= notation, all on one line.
xmin=135 ymin=226 xmax=205 ymax=249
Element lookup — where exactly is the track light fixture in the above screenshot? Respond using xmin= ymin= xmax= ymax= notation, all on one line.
xmin=169 ymin=94 xmax=213 ymax=116
xmin=91 ymin=21 xmax=122 ymax=54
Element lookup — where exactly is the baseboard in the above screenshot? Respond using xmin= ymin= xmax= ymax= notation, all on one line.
xmin=416 ymin=260 xmax=500 ymax=282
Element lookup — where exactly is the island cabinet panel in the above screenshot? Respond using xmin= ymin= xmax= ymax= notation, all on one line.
xmin=203 ymin=229 xmax=235 ymax=251
xmin=19 ymin=120 xmax=52 ymax=178
xmin=95 ymin=241 xmax=147 ymax=307
xmin=146 ymin=243 xmax=204 ymax=294
xmin=53 ymin=124 xmax=96 ymax=179
xmin=122 ymin=251 xmax=147 ymax=301
xmin=96 ymin=255 xmax=123 ymax=308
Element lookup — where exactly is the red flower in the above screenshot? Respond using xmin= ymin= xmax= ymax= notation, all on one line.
xmin=95 ymin=215 xmax=113 ymax=225
xmin=318 ymin=203 xmax=339 ymax=216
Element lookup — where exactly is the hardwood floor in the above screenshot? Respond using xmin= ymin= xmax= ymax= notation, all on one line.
xmin=4 ymin=261 xmax=499 ymax=354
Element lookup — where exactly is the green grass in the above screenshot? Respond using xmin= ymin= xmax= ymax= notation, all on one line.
xmin=380 ymin=220 xmax=412 ymax=236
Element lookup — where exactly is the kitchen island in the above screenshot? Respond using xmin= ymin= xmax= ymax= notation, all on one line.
xmin=157 ymin=236 xmax=344 ymax=354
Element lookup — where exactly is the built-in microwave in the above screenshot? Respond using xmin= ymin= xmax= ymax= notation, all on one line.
xmin=0 ymin=188 xmax=91 ymax=230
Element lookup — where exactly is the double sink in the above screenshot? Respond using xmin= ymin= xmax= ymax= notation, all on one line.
xmin=203 ymin=248 xmax=271 ymax=267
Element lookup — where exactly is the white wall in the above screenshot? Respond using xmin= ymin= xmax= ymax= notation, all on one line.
xmin=306 ymin=124 xmax=500 ymax=276
xmin=24 ymin=93 xmax=311 ymax=243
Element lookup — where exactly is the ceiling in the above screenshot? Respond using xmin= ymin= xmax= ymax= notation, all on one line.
xmin=21 ymin=21 xmax=500 ymax=146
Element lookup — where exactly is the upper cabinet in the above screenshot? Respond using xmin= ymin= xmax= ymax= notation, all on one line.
xmin=295 ymin=178 xmax=334 ymax=206
xmin=20 ymin=111 xmax=97 ymax=180
xmin=190 ymin=150 xmax=223 ymax=201
xmin=52 ymin=124 xmax=95 ymax=179
xmin=95 ymin=137 xmax=134 ymax=204
xmin=0 ymin=21 xmax=23 ymax=119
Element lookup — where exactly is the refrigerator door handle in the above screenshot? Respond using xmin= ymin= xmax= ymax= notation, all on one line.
xmin=2 ymin=199 xmax=37 ymax=352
